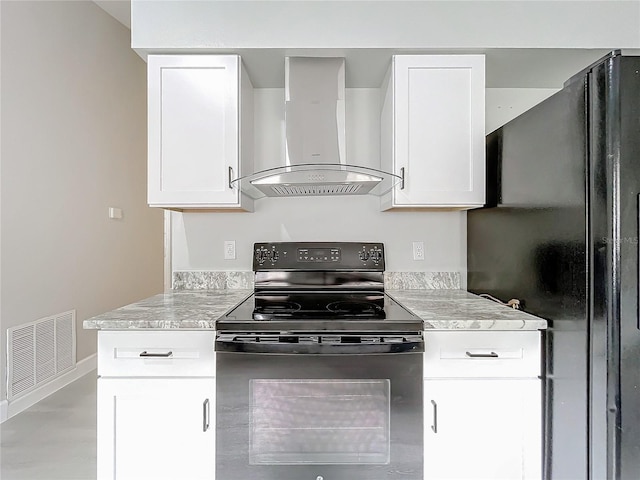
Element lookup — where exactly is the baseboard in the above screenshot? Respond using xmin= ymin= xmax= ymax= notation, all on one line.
xmin=2 ymin=353 xmax=97 ymax=423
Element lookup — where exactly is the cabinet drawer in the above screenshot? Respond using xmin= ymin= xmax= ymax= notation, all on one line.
xmin=98 ymin=331 xmax=216 ymax=377
xmin=424 ymin=331 xmax=541 ymax=378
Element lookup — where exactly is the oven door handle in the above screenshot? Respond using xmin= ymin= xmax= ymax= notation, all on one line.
xmin=215 ymin=338 xmax=424 ymax=355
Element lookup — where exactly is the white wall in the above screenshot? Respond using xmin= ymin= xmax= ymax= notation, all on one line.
xmin=0 ymin=1 xmax=164 ymax=403
xmin=172 ymin=198 xmax=466 ymax=273
xmin=486 ymin=88 xmax=559 ymax=134
xmin=172 ymin=88 xmax=466 ymax=274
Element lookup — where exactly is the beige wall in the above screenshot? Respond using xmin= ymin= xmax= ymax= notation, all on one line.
xmin=0 ymin=1 xmax=164 ymax=403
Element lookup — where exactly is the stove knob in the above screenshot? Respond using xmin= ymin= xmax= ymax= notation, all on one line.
xmin=255 ymin=248 xmax=268 ymax=265
xmin=358 ymin=250 xmax=370 ymax=261
xmin=370 ymin=249 xmax=383 ymax=263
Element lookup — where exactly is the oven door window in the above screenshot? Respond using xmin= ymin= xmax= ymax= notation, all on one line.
xmin=249 ymin=379 xmax=390 ymax=465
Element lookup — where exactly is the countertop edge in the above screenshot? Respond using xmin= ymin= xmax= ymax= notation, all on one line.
xmin=83 ymin=289 xmax=548 ymax=331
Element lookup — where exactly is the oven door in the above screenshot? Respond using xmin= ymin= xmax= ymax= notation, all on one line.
xmin=215 ymin=334 xmax=424 ymax=480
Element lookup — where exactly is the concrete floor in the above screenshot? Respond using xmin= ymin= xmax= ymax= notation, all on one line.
xmin=1 ymin=372 xmax=97 ymax=480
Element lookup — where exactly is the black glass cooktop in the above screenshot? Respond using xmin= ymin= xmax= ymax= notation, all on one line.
xmin=217 ymin=291 xmax=422 ymax=332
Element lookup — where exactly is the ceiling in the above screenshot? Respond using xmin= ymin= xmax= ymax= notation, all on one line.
xmin=94 ymin=0 xmax=131 ymax=29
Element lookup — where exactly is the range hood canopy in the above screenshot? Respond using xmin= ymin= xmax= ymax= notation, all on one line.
xmin=231 ymin=56 xmax=402 ymax=199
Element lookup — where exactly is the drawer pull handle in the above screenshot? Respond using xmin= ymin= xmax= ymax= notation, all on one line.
xmin=431 ymin=400 xmax=438 ymax=433
xmin=465 ymin=351 xmax=499 ymax=358
xmin=203 ymin=399 xmax=210 ymax=432
xmin=139 ymin=351 xmax=173 ymax=358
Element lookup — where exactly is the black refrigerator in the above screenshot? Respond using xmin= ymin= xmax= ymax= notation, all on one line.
xmin=468 ymin=51 xmax=640 ymax=480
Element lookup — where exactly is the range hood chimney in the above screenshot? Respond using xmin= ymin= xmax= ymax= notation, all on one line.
xmin=231 ymin=57 xmax=401 ymax=199
xmin=285 ymin=57 xmax=346 ymax=167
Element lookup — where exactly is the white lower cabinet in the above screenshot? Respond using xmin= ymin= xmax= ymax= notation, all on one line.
xmin=424 ymin=378 xmax=541 ymax=480
xmin=96 ymin=331 xmax=216 ymax=480
xmin=98 ymin=378 xmax=215 ymax=480
xmin=423 ymin=331 xmax=542 ymax=480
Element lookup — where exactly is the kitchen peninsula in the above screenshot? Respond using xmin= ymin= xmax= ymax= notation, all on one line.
xmin=85 ymin=282 xmax=546 ymax=480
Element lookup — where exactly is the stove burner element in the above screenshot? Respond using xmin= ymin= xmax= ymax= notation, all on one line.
xmin=253 ymin=301 xmax=302 ymax=320
xmin=250 ymin=293 xmax=388 ymax=321
xmin=255 ymin=301 xmax=301 ymax=315
xmin=326 ymin=301 xmax=384 ymax=316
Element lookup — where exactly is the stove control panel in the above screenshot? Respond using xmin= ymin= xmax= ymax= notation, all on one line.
xmin=297 ymin=247 xmax=341 ymax=263
xmin=253 ymin=242 xmax=385 ymax=271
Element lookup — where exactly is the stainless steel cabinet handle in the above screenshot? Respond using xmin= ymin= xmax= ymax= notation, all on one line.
xmin=465 ymin=351 xmax=499 ymax=358
xmin=431 ymin=400 xmax=438 ymax=433
xmin=400 ymin=167 xmax=405 ymax=190
xmin=139 ymin=351 xmax=173 ymax=358
xmin=228 ymin=166 xmax=234 ymax=189
xmin=203 ymin=399 xmax=210 ymax=432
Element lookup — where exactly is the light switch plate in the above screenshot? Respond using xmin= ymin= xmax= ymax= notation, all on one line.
xmin=108 ymin=207 xmax=123 ymax=220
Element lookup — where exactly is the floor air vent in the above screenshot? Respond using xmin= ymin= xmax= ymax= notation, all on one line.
xmin=7 ymin=311 xmax=76 ymax=400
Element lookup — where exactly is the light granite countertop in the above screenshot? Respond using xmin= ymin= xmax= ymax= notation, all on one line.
xmin=83 ymin=289 xmax=547 ymax=331
xmin=82 ymin=290 xmax=252 ymax=330
xmin=387 ymin=290 xmax=547 ymax=330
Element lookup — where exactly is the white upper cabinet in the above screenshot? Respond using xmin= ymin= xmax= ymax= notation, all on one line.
xmin=381 ymin=55 xmax=485 ymax=210
xmin=147 ymin=55 xmax=253 ymax=210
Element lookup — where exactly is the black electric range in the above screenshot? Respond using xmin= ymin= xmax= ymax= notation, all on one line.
xmin=216 ymin=242 xmax=422 ymax=333
xmin=215 ymin=243 xmax=425 ymax=480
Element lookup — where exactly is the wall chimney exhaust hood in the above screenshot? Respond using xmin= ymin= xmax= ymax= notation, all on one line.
xmin=231 ymin=57 xmax=402 ymax=199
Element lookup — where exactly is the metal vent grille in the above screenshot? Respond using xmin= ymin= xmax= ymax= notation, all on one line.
xmin=35 ymin=319 xmax=55 ymax=384
xmin=7 ymin=310 xmax=77 ymax=400
xmin=270 ymin=184 xmax=363 ymax=196
xmin=9 ymin=326 xmax=35 ymax=397
xmin=55 ymin=312 xmax=74 ymax=372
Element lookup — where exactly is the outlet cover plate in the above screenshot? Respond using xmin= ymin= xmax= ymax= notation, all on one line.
xmin=412 ymin=241 xmax=424 ymax=261
xmin=224 ymin=241 xmax=236 ymax=260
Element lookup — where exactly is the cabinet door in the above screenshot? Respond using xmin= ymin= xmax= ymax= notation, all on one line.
xmin=384 ymin=55 xmax=485 ymax=209
xmin=98 ymin=378 xmax=215 ymax=480
xmin=424 ymin=379 xmax=541 ymax=480
xmin=148 ymin=55 xmax=251 ymax=209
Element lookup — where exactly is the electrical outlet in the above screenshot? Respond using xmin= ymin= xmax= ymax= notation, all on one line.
xmin=412 ymin=241 xmax=425 ymax=261
xmin=224 ymin=241 xmax=236 ymax=260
